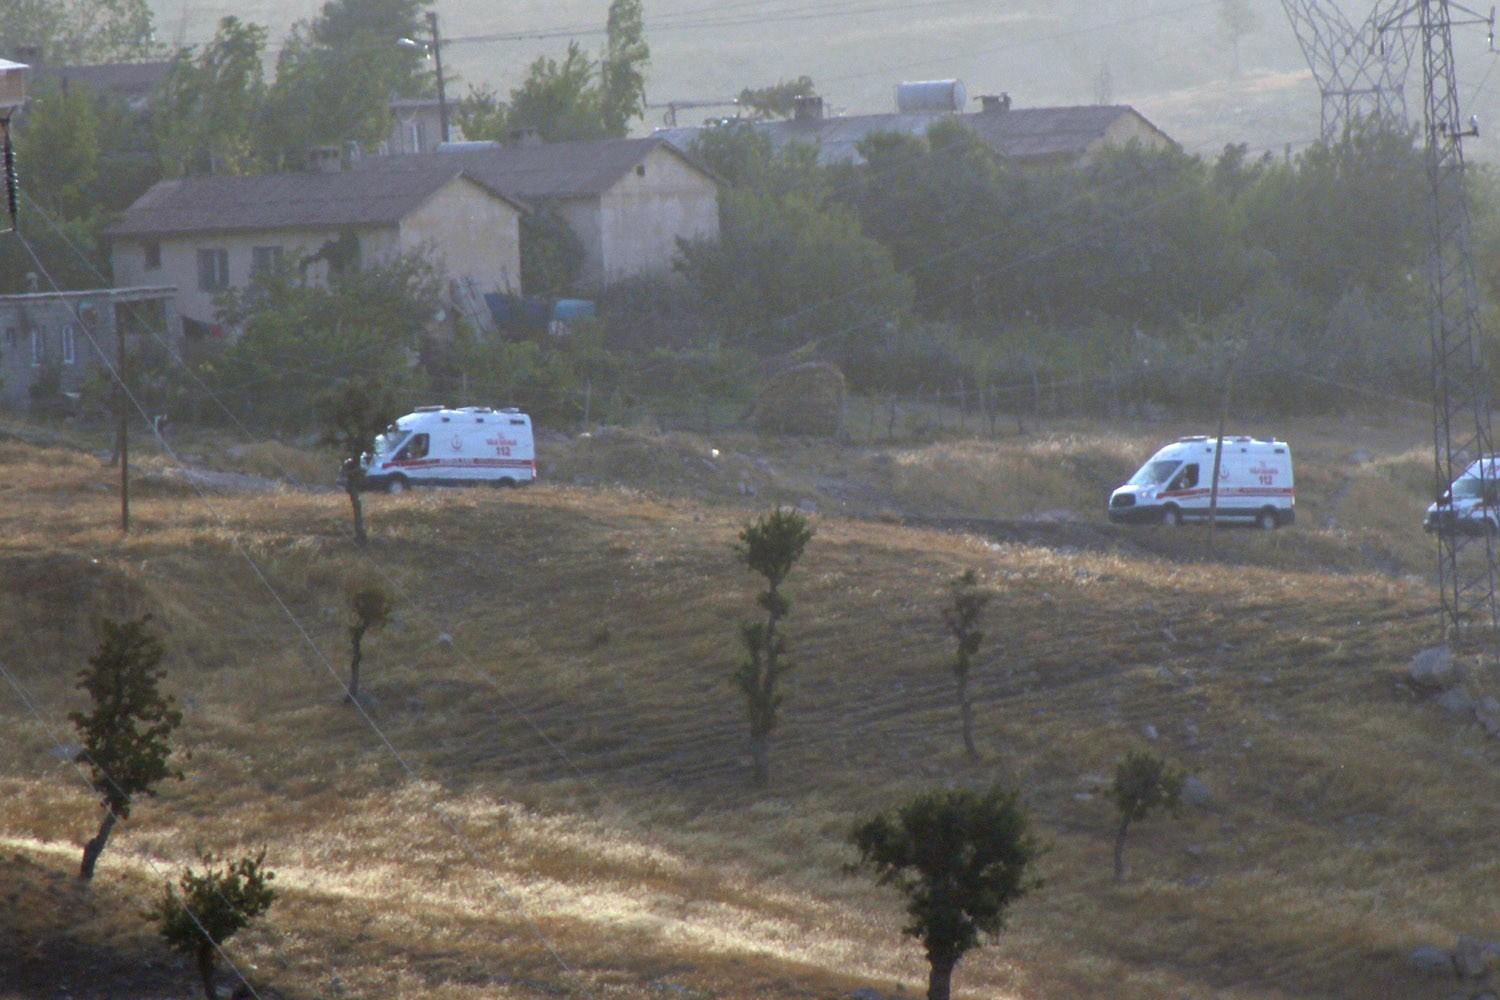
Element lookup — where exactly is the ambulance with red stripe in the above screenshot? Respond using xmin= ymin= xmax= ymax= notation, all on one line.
xmin=361 ymin=405 xmax=536 ymax=493
xmin=1108 ymin=436 xmax=1294 ymax=529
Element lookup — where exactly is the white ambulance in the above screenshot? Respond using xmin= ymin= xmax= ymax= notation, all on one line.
xmin=1108 ymin=436 xmax=1295 ymax=529
xmin=361 ymin=405 xmax=536 ymax=493
xmin=1424 ymin=457 xmax=1500 ymax=535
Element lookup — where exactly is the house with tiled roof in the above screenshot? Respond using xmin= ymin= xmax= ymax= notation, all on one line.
xmin=657 ymin=94 xmax=1176 ymax=169
xmin=359 ymin=136 xmax=721 ymax=289
xmin=107 ymin=156 xmax=527 ymax=331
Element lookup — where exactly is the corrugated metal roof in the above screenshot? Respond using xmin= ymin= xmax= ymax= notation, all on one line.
xmin=105 ymin=166 xmax=526 ymax=239
xmin=356 ymin=135 xmax=715 ymax=199
xmin=656 ymin=104 xmax=1170 ymax=166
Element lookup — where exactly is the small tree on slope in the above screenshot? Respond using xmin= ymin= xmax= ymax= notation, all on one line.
xmin=734 ymin=507 xmax=812 ymax=787
xmin=940 ymin=569 xmax=991 ymax=761
xmin=1111 ymin=747 xmax=1184 ymax=882
xmin=70 ymin=616 xmax=183 ymax=880
xmin=150 ymin=849 xmax=276 ymax=1000
xmin=849 ymin=786 xmax=1041 ymax=1000
xmin=319 ymin=377 xmax=396 ymax=547
xmin=345 ymin=578 xmax=393 ymax=703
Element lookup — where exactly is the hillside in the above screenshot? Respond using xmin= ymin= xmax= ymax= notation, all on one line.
xmin=145 ymin=0 xmax=1500 ymax=161
xmin=3 ymin=413 xmax=1499 ymax=998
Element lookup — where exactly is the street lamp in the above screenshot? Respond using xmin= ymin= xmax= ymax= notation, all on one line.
xmin=397 ymin=11 xmax=448 ymax=146
xmin=0 ymin=58 xmax=28 ymax=232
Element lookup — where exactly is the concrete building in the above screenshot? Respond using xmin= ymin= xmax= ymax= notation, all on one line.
xmin=0 ymin=286 xmax=177 ymax=410
xmin=106 ymin=161 xmax=527 ymax=330
xmin=658 ymin=97 xmax=1176 ymax=169
xmin=359 ymin=137 xmax=721 ymax=290
xmin=384 ymin=97 xmax=451 ymax=155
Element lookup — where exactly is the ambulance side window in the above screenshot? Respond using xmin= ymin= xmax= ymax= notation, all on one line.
xmin=1170 ymin=463 xmax=1199 ymax=490
xmin=397 ymin=433 xmax=429 ymax=460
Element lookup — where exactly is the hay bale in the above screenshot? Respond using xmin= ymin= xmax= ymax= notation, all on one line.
xmin=753 ymin=362 xmax=845 ymax=437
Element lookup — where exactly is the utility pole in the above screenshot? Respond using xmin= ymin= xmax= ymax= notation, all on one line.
xmin=116 ymin=319 xmax=129 ymax=534
xmin=1206 ymin=353 xmax=1238 ymax=558
xmin=1401 ymin=0 xmax=1499 ymax=641
xmin=1280 ymin=0 xmax=1418 ymax=142
xmin=428 ymin=12 xmax=449 ymax=145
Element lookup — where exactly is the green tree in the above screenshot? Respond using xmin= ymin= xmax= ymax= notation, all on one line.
xmin=0 ymin=78 xmax=110 ymax=292
xmin=849 ymin=786 xmax=1041 ymax=1000
xmin=454 ymin=83 xmax=509 ymax=143
xmin=154 ymin=17 xmax=268 ymax=177
xmin=675 ymin=189 xmax=912 ymax=353
xmin=505 ymin=42 xmax=607 ymax=143
xmin=70 ymin=616 xmax=183 ymax=880
xmin=734 ymin=507 xmax=812 ymax=787
xmin=843 ymin=121 xmax=1023 ymax=324
xmin=1241 ymin=123 xmax=1425 ymax=304
xmin=521 ymin=206 xmax=586 ymax=297
xmin=690 ymin=123 xmax=827 ymax=200
xmin=600 ymin=0 xmax=650 ymax=136
xmin=345 ymin=578 xmax=394 ymax=702
xmin=737 ymin=76 xmax=817 ymax=120
xmin=1110 ymin=747 xmax=1184 ymax=881
xmin=149 ymin=850 xmax=276 ymax=1000
xmin=940 ymin=570 xmax=991 ymax=762
xmin=0 ymin=0 xmax=156 ymax=64
xmin=319 ymin=377 xmax=398 ymax=547
xmin=263 ymin=0 xmax=432 ymax=168
xmin=212 ymin=250 xmax=439 ymax=428
xmin=16 ymin=80 xmax=99 ymax=221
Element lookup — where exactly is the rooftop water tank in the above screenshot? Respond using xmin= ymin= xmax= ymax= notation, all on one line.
xmin=896 ymin=79 xmax=967 ymax=113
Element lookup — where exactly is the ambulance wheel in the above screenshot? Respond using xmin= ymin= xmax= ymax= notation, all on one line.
xmin=1256 ymin=507 xmax=1279 ymax=531
xmin=1162 ymin=505 xmax=1183 ymax=527
xmin=385 ymin=475 xmax=408 ymax=495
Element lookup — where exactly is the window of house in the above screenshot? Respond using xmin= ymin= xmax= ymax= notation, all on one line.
xmin=252 ymin=245 xmax=284 ymax=275
xmin=4 ymin=327 xmax=16 ymax=348
xmin=197 ymin=248 xmax=229 ymax=291
xmin=144 ymin=241 xmax=162 ymax=270
xmin=30 ymin=328 xmax=43 ymax=367
xmin=62 ymin=325 xmax=75 ymax=365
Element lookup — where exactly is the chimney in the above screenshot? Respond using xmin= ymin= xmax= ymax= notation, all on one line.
xmin=308 ymin=145 xmax=342 ymax=173
xmin=507 ymin=127 xmax=543 ymax=147
xmin=792 ymin=94 xmax=824 ymax=121
xmin=979 ymin=93 xmax=1011 ymax=113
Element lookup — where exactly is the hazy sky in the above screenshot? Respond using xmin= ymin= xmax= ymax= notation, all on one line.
xmin=146 ymin=0 xmax=1500 ymax=160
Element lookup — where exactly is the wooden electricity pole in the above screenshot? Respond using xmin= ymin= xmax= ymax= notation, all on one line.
xmin=117 ymin=320 xmax=128 ymax=534
xmin=1207 ymin=346 xmax=1241 ymax=558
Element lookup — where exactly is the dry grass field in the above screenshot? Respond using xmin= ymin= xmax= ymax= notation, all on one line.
xmin=1 ymin=411 xmax=1496 ymax=999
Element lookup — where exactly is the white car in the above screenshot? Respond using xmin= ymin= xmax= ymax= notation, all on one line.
xmin=361 ymin=405 xmax=536 ymax=493
xmin=1109 ymin=436 xmax=1295 ymax=529
xmin=1424 ymin=458 xmax=1500 ymax=535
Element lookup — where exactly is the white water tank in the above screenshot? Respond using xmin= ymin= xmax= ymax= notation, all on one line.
xmin=895 ymin=79 xmax=967 ymax=113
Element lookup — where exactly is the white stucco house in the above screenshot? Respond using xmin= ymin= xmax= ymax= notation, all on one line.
xmin=106 ymin=159 xmax=528 ymax=332
xmin=358 ymin=136 xmax=721 ymax=290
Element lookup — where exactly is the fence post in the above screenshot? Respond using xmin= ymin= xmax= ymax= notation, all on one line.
xmin=582 ymin=378 xmax=592 ymax=430
xmin=887 ymin=395 xmax=897 ymax=442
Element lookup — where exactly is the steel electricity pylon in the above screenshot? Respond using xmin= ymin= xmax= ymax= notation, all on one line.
xmin=1398 ymin=0 xmax=1500 ymax=641
xmin=1280 ymin=0 xmax=1419 ymax=141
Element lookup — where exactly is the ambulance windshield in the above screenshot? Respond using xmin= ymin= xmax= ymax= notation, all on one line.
xmin=373 ymin=427 xmax=406 ymax=456
xmin=1452 ymin=477 xmax=1485 ymax=499
xmin=1129 ymin=459 xmax=1179 ymax=487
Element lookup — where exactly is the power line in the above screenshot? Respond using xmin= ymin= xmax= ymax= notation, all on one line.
xmin=8 ymin=229 xmax=604 ymax=997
